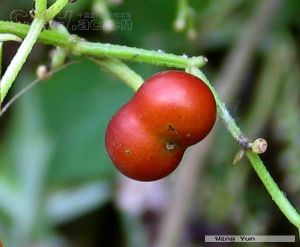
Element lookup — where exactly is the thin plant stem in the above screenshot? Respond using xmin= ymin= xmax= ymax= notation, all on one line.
xmin=0 ymin=34 xmax=22 ymax=42
xmin=246 ymin=151 xmax=300 ymax=229
xmin=0 ymin=34 xmax=23 ymax=93
xmin=50 ymin=47 xmax=68 ymax=70
xmin=0 ymin=0 xmax=68 ymax=103
xmin=49 ymin=21 xmax=69 ymax=70
xmin=189 ymin=66 xmax=300 ymax=232
xmin=76 ymin=42 xmax=207 ymax=68
xmin=188 ymin=67 xmax=246 ymax=143
xmin=92 ymin=58 xmax=144 ymax=91
xmin=35 ymin=0 xmax=48 ymax=16
xmin=0 ymin=62 xmax=75 ymax=118
xmin=0 ymin=18 xmax=45 ymax=103
xmin=0 ymin=21 xmax=207 ymax=68
xmin=45 ymin=0 xmax=69 ymax=21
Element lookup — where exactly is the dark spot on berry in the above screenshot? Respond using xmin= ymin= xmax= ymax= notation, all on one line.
xmin=167 ymin=125 xmax=176 ymax=131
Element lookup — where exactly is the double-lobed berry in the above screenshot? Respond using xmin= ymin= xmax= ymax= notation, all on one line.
xmin=105 ymin=70 xmax=216 ymax=181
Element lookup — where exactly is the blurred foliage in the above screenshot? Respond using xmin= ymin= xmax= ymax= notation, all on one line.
xmin=0 ymin=0 xmax=300 ymax=247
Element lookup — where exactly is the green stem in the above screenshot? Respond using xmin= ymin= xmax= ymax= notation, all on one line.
xmin=0 ymin=0 xmax=70 ymax=104
xmin=74 ymin=42 xmax=206 ymax=68
xmin=0 ymin=34 xmax=22 ymax=42
xmin=0 ymin=18 xmax=45 ymax=103
xmin=92 ymin=58 xmax=144 ymax=91
xmin=0 ymin=21 xmax=207 ymax=69
xmin=35 ymin=0 xmax=48 ymax=16
xmin=51 ymin=47 xmax=68 ymax=70
xmin=188 ymin=66 xmax=246 ymax=144
xmin=246 ymin=151 xmax=300 ymax=229
xmin=45 ymin=0 xmax=69 ymax=21
xmin=49 ymin=21 xmax=69 ymax=70
xmin=189 ymin=66 xmax=300 ymax=231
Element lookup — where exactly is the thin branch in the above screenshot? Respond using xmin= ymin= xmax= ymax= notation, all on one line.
xmin=91 ymin=57 xmax=144 ymax=91
xmin=35 ymin=0 xmax=48 ymax=16
xmin=246 ymin=152 xmax=300 ymax=228
xmin=45 ymin=0 xmax=69 ymax=21
xmin=0 ymin=21 xmax=208 ymax=69
xmin=191 ymin=65 xmax=300 ymax=229
xmin=0 ymin=34 xmax=22 ymax=42
xmin=0 ymin=62 xmax=75 ymax=118
xmin=0 ymin=18 xmax=45 ymax=103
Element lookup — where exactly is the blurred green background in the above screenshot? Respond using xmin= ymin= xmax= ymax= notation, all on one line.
xmin=0 ymin=0 xmax=300 ymax=246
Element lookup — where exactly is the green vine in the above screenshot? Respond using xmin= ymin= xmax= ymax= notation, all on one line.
xmin=189 ymin=66 xmax=300 ymax=231
xmin=0 ymin=21 xmax=207 ymax=70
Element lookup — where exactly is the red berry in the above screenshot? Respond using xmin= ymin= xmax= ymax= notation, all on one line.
xmin=105 ymin=70 xmax=216 ymax=181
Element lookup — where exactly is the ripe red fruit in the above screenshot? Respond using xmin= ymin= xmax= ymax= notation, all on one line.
xmin=105 ymin=70 xmax=216 ymax=181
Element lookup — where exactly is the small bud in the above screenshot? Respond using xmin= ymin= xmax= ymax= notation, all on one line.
xmin=49 ymin=20 xmax=69 ymax=34
xmin=233 ymin=149 xmax=245 ymax=165
xmin=103 ymin=20 xmax=114 ymax=32
xmin=251 ymin=138 xmax=268 ymax=154
xmin=174 ymin=19 xmax=185 ymax=31
xmin=36 ymin=65 xmax=49 ymax=80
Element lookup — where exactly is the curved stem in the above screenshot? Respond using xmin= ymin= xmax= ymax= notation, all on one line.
xmin=92 ymin=57 xmax=144 ymax=91
xmin=0 ymin=21 xmax=207 ymax=69
xmin=189 ymin=66 xmax=300 ymax=231
xmin=50 ymin=47 xmax=68 ymax=70
xmin=0 ymin=34 xmax=23 ymax=91
xmin=188 ymin=66 xmax=246 ymax=143
xmin=0 ymin=34 xmax=22 ymax=42
xmin=0 ymin=18 xmax=45 ymax=103
xmin=246 ymin=152 xmax=300 ymax=228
